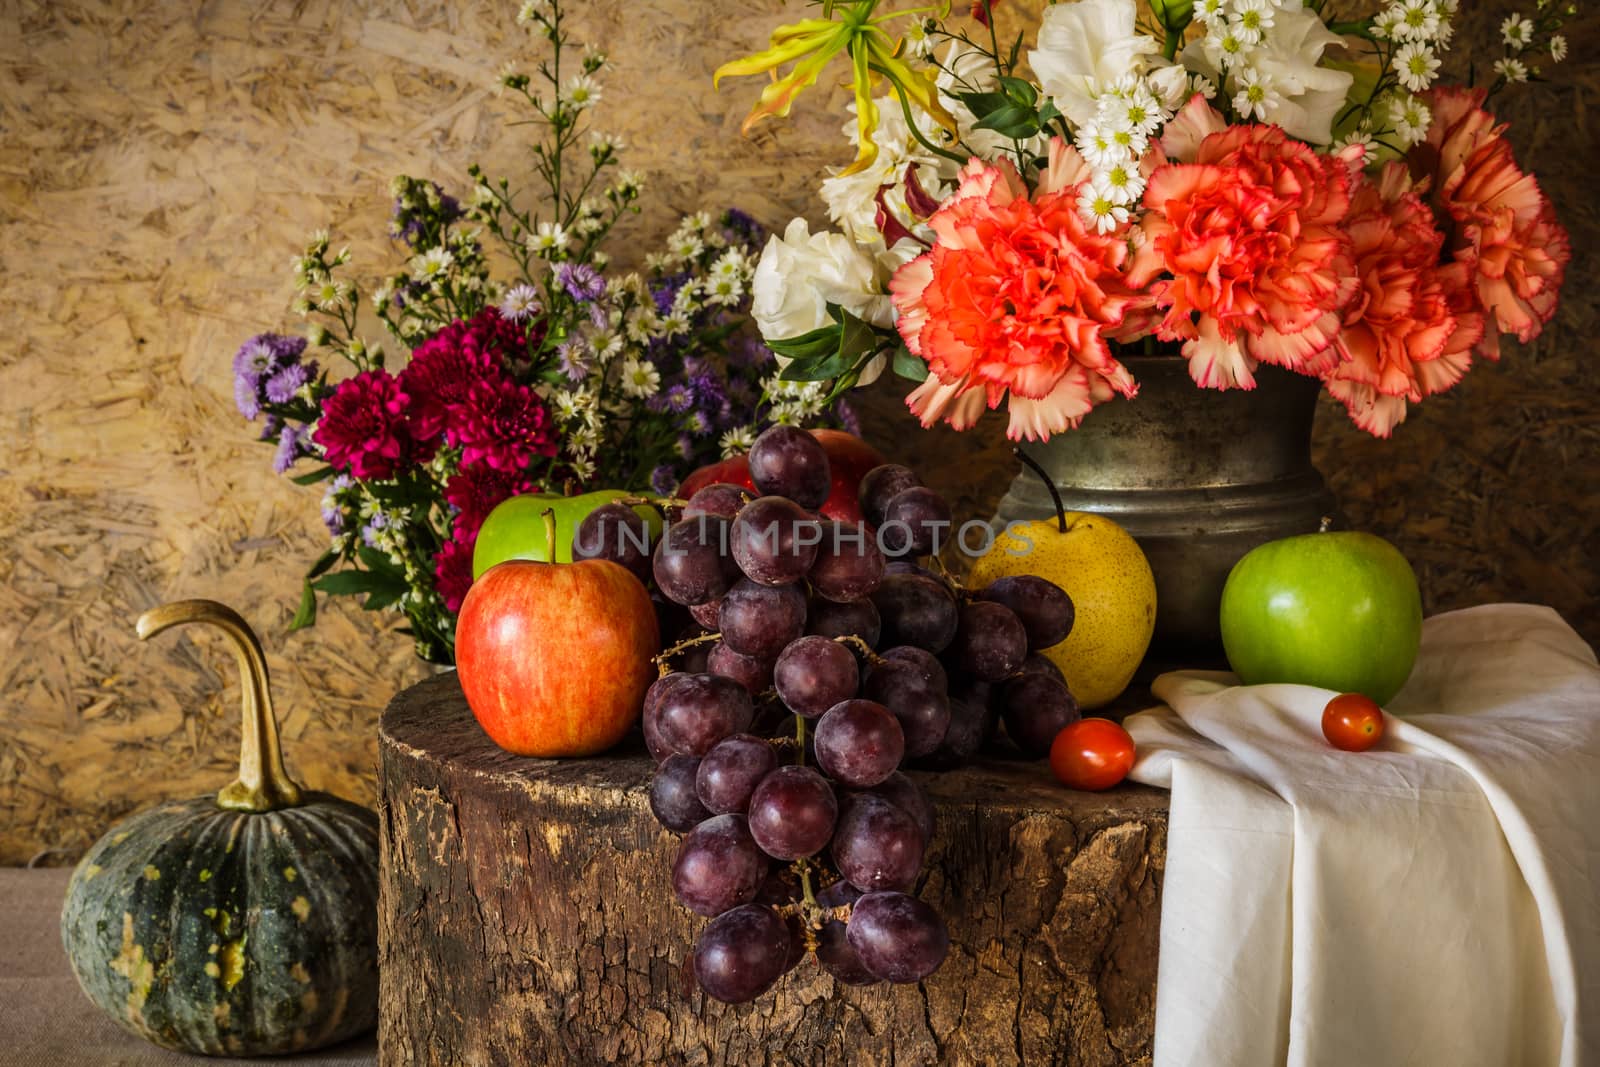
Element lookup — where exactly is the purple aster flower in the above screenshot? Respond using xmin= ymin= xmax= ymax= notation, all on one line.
xmin=732 ymin=336 xmax=774 ymax=370
xmin=650 ymin=465 xmax=679 ymax=497
xmin=588 ymin=301 xmax=611 ymax=331
xmin=676 ymin=433 xmax=695 ymax=459
xmin=651 ymin=272 xmax=689 ymax=314
xmin=557 ymin=262 xmax=606 ymax=304
xmin=721 ymin=208 xmax=764 ymax=249
xmin=321 ymin=475 xmax=353 ymax=535
xmin=688 ymin=371 xmax=726 ymax=411
xmin=499 ymin=284 xmax=542 ymax=323
xmin=265 ymin=361 xmax=314 ymax=404
xmin=556 ymin=339 xmax=590 ymax=382
xmin=835 ymin=398 xmax=862 ymax=437
xmin=687 ymin=411 xmax=712 ymax=437
xmin=664 ymin=383 xmax=693 ymax=413
xmin=258 ymin=414 xmax=284 ymax=442
xmin=726 ymin=378 xmax=756 ymax=409
xmin=232 ymin=337 xmax=275 ymax=383
xmin=273 ymin=424 xmax=313 ymax=474
xmin=361 ymin=511 xmax=393 ymax=548
xmin=235 ymin=374 xmax=262 ymax=420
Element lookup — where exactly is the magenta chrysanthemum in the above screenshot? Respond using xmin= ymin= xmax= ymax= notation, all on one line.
xmin=433 ymin=536 xmax=477 ymax=614
xmin=445 ymin=462 xmax=538 ymax=541
xmin=399 ymin=308 xmax=532 ymax=441
xmin=448 ymin=376 xmax=558 ymax=473
xmin=312 ymin=369 xmax=421 ymax=480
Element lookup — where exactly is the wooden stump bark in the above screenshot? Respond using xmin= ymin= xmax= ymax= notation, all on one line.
xmin=378 ymin=675 xmax=1168 ymax=1067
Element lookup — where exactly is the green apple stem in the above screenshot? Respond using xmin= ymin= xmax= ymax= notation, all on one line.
xmin=1013 ymin=447 xmax=1067 ymax=535
xmin=830 ymin=634 xmax=887 ymax=667
xmin=540 ymin=507 xmax=559 ymax=558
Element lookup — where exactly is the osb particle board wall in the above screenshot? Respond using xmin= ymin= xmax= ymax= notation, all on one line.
xmin=1 ymin=1 xmax=1595 ymax=865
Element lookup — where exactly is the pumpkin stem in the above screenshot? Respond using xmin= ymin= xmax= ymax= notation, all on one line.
xmin=136 ymin=600 xmax=304 ymax=812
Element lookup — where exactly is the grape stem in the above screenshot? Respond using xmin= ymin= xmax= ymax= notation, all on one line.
xmin=830 ymin=633 xmax=887 ymax=667
xmin=1013 ymin=447 xmax=1067 ymax=535
xmin=794 ymin=714 xmax=808 ymax=765
xmin=650 ymin=630 xmax=722 ymax=676
xmin=928 ymin=553 xmax=969 ymax=599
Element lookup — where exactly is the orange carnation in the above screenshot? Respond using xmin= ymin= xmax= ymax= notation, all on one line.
xmin=1136 ymin=122 xmax=1358 ymax=391
xmin=891 ymin=140 xmax=1154 ymax=441
xmin=1323 ymin=163 xmax=1484 ymax=437
xmin=1409 ymin=86 xmax=1569 ymax=362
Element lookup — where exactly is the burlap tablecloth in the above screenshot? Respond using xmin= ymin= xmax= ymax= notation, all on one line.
xmin=0 ymin=867 xmax=377 ymax=1066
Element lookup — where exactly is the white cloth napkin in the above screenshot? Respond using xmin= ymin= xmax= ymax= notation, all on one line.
xmin=1125 ymin=604 xmax=1600 ymax=1067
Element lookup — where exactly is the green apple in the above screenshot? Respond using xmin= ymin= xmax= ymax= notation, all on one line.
xmin=1219 ymin=530 xmax=1422 ymax=705
xmin=472 ymin=490 xmax=664 ymax=579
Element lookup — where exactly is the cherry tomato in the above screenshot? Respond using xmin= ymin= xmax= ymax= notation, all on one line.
xmin=1321 ymin=692 xmax=1385 ymax=752
xmin=1049 ymin=718 xmax=1136 ymax=791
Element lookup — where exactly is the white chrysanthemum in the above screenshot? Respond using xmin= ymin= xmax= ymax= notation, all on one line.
xmin=1229 ymin=0 xmax=1275 ymax=45
xmin=1097 ymin=160 xmax=1146 ymax=205
xmin=310 ymin=278 xmax=351 ymax=312
xmin=1372 ymin=7 xmax=1403 ymax=40
xmin=1105 ymin=83 xmax=1165 ymax=135
xmin=710 ymin=249 xmax=748 ymax=281
xmin=371 ymin=281 xmax=393 ymax=309
xmin=529 ymin=221 xmax=569 ymax=257
xmin=1204 ymin=28 xmax=1250 ymax=71
xmin=517 ymin=0 xmax=551 ymax=24
xmin=1501 ymin=14 xmax=1534 ymax=49
xmin=588 ymin=129 xmax=625 ymax=154
xmin=669 ymin=232 xmax=704 ymax=263
xmin=1390 ymin=94 xmax=1432 ymax=146
xmin=705 ymin=275 xmax=744 ymax=307
xmin=720 ymin=426 xmax=756 ymax=458
xmin=1191 ymin=73 xmax=1219 ymax=100
xmin=612 ymin=170 xmax=644 ymax=198
xmin=1395 ymin=0 xmax=1441 ymax=42
xmin=562 ymin=75 xmax=602 ymax=110
xmin=1029 ymin=0 xmax=1162 ymax=127
xmin=1493 ymin=56 xmax=1530 ymax=83
xmin=1232 ymin=67 xmax=1281 ymax=121
xmin=1107 ymin=123 xmax=1149 ymax=157
xmin=551 ymin=390 xmax=584 ymax=423
xmin=410 ymin=247 xmax=454 ymax=282
xmin=659 ymin=310 xmax=691 ymax=337
xmin=1550 ymin=35 xmax=1568 ymax=62
xmin=1184 ymin=4 xmax=1353 ymax=143
xmin=619 ymin=359 xmax=661 ymax=399
xmin=1394 ymin=42 xmax=1442 ymax=91
xmin=1077 ymin=183 xmax=1130 ymax=234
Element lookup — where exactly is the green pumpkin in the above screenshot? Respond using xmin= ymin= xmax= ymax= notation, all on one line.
xmin=61 ymin=600 xmax=379 ymax=1056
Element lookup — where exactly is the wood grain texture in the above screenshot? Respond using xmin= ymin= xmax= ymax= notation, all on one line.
xmin=4 ymin=0 xmax=1596 ymax=864
xmin=379 ymin=674 xmax=1167 ymax=1066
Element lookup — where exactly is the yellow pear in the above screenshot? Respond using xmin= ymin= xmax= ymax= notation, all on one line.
xmin=970 ymin=508 xmax=1156 ymax=709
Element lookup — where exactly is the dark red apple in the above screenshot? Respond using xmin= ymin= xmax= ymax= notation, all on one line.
xmin=456 ymin=558 xmax=661 ymax=757
xmin=679 ymin=429 xmax=886 ymax=524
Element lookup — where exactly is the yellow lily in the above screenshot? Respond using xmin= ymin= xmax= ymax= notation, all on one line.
xmin=715 ymin=1 xmax=957 ymax=177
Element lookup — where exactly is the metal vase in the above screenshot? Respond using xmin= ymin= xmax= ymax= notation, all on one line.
xmin=990 ymin=356 xmax=1338 ymax=653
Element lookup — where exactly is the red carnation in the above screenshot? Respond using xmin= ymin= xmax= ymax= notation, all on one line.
xmin=312 ymin=369 xmax=426 ymax=480
xmin=433 ymin=536 xmax=476 ymax=613
xmin=445 ymin=462 xmax=538 ymax=542
xmin=447 ymin=376 xmax=558 ymax=473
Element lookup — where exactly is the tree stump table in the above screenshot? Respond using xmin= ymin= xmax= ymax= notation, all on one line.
xmin=378 ymin=675 xmax=1168 ymax=1066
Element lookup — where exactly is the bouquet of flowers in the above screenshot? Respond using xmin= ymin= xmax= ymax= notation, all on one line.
xmin=234 ymin=0 xmax=847 ymax=663
xmin=722 ymin=0 xmax=1573 ymax=443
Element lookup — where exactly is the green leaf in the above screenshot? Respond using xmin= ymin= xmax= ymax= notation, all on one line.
xmin=1037 ymin=100 xmax=1062 ymax=125
xmin=312 ymin=568 xmax=407 ymax=597
xmin=998 ymin=76 xmax=1038 ymax=107
xmin=362 ymin=586 xmax=407 ymax=612
xmin=766 ymin=322 xmax=842 ymax=362
xmin=892 ymin=344 xmax=930 ymax=382
xmin=974 ymin=105 xmax=1041 ymax=138
xmin=1006 ymin=31 xmax=1025 ymax=73
xmin=836 ymin=308 xmax=878 ymax=361
xmin=956 ymin=90 xmax=1010 ymax=121
xmin=288 ymin=578 xmax=318 ymax=631
xmin=290 ymin=465 xmax=337 ymax=486
xmin=307 ymin=548 xmax=340 ymax=580
xmin=357 ymin=545 xmax=404 ymax=577
xmin=779 ymin=347 xmax=856 ymax=381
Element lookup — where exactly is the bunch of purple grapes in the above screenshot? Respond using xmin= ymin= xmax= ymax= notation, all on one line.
xmin=577 ymin=426 xmax=1079 ymax=1004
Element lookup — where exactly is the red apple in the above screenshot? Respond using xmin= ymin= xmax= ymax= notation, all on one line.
xmin=456 ymin=558 xmax=660 ymax=757
xmin=679 ymin=429 xmax=887 ymax=524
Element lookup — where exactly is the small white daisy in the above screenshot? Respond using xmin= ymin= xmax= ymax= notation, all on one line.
xmin=1110 ymin=86 xmax=1164 ymax=136
xmin=619 ymin=359 xmax=661 ymax=399
xmin=588 ymin=130 xmax=626 ymax=155
xmin=1077 ymin=183 xmax=1131 ymax=235
xmin=1232 ymin=68 xmax=1282 ymax=121
xmin=1500 ymin=14 xmax=1534 ymax=49
xmin=705 ymin=276 xmax=744 ymax=307
xmin=311 ymin=278 xmax=351 ymax=312
xmin=1229 ymin=0 xmax=1276 ymax=46
xmin=1395 ymin=0 xmax=1441 ymax=41
xmin=1098 ymin=161 xmax=1146 ymax=206
xmin=499 ymin=284 xmax=542 ymax=323
xmin=410 ymin=247 xmax=454 ymax=282
xmin=1550 ymin=35 xmax=1568 ymax=62
xmin=1191 ymin=74 xmax=1219 ymax=101
xmin=528 ymin=221 xmax=569 ymax=256
xmin=1372 ymin=7 xmax=1403 ymax=40
xmin=720 ymin=426 xmax=756 ymax=458
xmin=1390 ymin=95 xmax=1432 ymax=146
xmin=659 ymin=310 xmax=692 ymax=337
xmin=1194 ymin=0 xmax=1229 ymax=28
xmin=562 ymin=74 xmax=602 ymax=111
xmin=1493 ymin=56 xmax=1530 ymax=83
xmin=670 ymin=232 xmax=705 ymax=263
xmin=1074 ymin=123 xmax=1127 ymax=170
xmin=1394 ymin=42 xmax=1442 ymax=91
xmin=1332 ymin=128 xmax=1376 ymax=164
xmin=517 ymin=0 xmax=552 ymax=24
